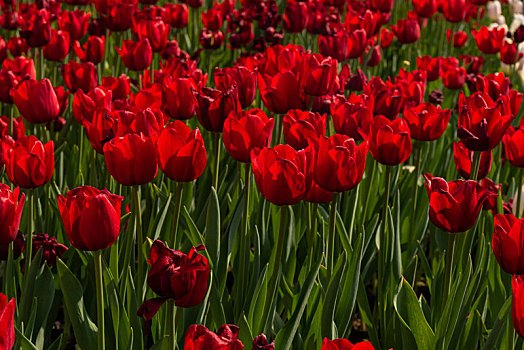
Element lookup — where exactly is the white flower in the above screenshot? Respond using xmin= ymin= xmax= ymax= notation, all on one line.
xmin=488 ymin=1 xmax=502 ymax=20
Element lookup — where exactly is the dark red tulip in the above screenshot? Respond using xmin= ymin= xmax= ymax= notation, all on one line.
xmin=117 ymin=38 xmax=153 ymax=71
xmin=20 ymin=9 xmax=51 ymax=47
xmin=2 ymin=56 xmax=36 ymax=81
xmin=165 ymin=3 xmax=189 ymax=28
xmin=252 ymin=334 xmax=274 ymax=350
xmin=43 ymin=30 xmax=70 ymax=62
xmin=321 ymin=338 xmax=375 ymax=350
xmin=300 ymin=54 xmax=337 ymax=97
xmin=61 ymin=61 xmax=98 ymax=93
xmin=155 ymin=121 xmax=207 ymax=182
xmin=184 ymin=324 xmax=243 ymax=350
xmin=7 ymin=36 xmax=29 ymax=57
xmin=73 ymin=86 xmax=112 ymax=124
xmin=371 ymin=0 xmax=394 ymax=12
xmin=364 ymin=77 xmax=403 ymax=120
xmin=318 ymin=29 xmax=350 ymax=62
xmin=331 ymin=94 xmax=374 ymax=141
xmin=107 ymin=1 xmax=136 ymax=32
xmin=413 ymin=0 xmax=436 ymax=17
xmin=58 ymin=186 xmax=123 ymax=251
xmin=194 ymin=86 xmax=241 ymax=133
xmin=283 ymin=109 xmax=326 ymax=150
xmin=447 ymin=30 xmax=468 ymax=48
xmin=0 ymin=185 xmax=25 ymax=246
xmin=440 ymin=58 xmax=466 ymax=89
xmin=416 ymin=56 xmax=440 ymax=82
xmin=1 ymin=135 xmax=54 ymax=189
xmin=313 ymin=134 xmax=368 ymax=193
xmin=10 ymin=78 xmax=60 ymax=124
xmin=135 ymin=18 xmax=169 ymax=52
xmin=31 ymin=233 xmax=68 ymax=266
xmin=442 ymin=0 xmax=468 ymax=23
xmin=162 ymin=77 xmax=197 ymax=120
xmin=503 ymin=127 xmax=524 ymax=168
xmin=132 ymin=84 xmax=162 ymax=110
xmin=283 ymin=1 xmax=308 ymax=33
xmin=0 ymin=231 xmax=24 ymax=261
xmin=82 ymin=109 xmax=117 ymax=154
xmin=251 ymin=144 xmax=307 ymax=206
xmin=258 ymin=71 xmax=307 ymax=114
xmin=346 ymin=29 xmax=368 ymax=59
xmin=223 ymin=109 xmax=274 ymax=163
xmin=424 ymin=174 xmax=496 ymax=233
xmin=58 ymin=10 xmax=90 ymax=41
xmin=199 ymin=29 xmax=225 ymax=50
xmin=403 ymin=103 xmax=451 ymax=141
xmin=103 ymin=133 xmax=158 ymax=186
xmin=472 ymin=26 xmax=505 ymax=55
xmin=0 ymin=115 xmax=25 ymax=140
xmin=0 ymin=37 xmax=6 ymax=65
xmin=501 ymin=40 xmax=520 ymax=65
xmin=0 ymin=293 xmax=15 ymax=350
xmin=513 ymin=275 xmax=524 ymax=338
xmin=201 ymin=7 xmax=223 ymax=31
xmin=480 ymin=178 xmax=500 ymax=213
xmin=102 ymin=75 xmax=131 ymax=100
xmin=457 ymin=91 xmax=514 ymax=151
xmin=392 ymin=18 xmax=420 ymax=44
xmin=215 ymin=66 xmax=257 ymax=109
xmin=74 ymin=35 xmax=105 ymax=65
xmin=453 ymin=141 xmax=492 ymax=180
xmin=369 ymin=115 xmax=412 ymax=166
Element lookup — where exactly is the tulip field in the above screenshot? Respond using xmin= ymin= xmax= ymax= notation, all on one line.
xmin=2 ymin=0 xmax=524 ymax=349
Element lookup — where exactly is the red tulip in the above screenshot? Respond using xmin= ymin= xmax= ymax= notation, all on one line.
xmin=117 ymin=38 xmax=153 ymax=71
xmin=82 ymin=109 xmax=117 ymax=154
xmin=1 ymin=135 xmax=54 ymax=188
xmin=453 ymin=141 xmax=492 ymax=180
xmin=223 ymin=109 xmax=274 ymax=163
xmin=447 ymin=30 xmax=468 ymax=48
xmin=371 ymin=0 xmax=394 ymax=12
xmin=380 ymin=27 xmax=395 ymax=49
xmin=199 ymin=29 xmax=225 ymax=50
xmin=201 ymin=7 xmax=223 ymax=31
xmin=321 ymin=338 xmax=375 ymax=350
xmin=251 ymin=144 xmax=307 ymax=206
xmin=0 ymin=184 xmax=25 ymax=246
xmin=102 ymin=75 xmax=131 ymax=100
xmin=512 ymin=275 xmax=524 ymax=338
xmin=57 ymin=186 xmax=123 ymax=251
xmin=440 ymin=58 xmax=466 ymax=89
xmin=424 ymin=174 xmax=496 ymax=233
xmin=258 ymin=70 xmax=307 ymax=114
xmin=117 ymin=108 xmax=168 ymax=141
xmin=364 ymin=77 xmax=404 ymax=120
xmin=7 ymin=36 xmax=29 ymax=57
xmin=503 ymin=126 xmax=524 ymax=167
xmin=155 ymin=121 xmax=207 ymax=182
xmin=416 ymin=56 xmax=440 ymax=82
xmin=392 ymin=18 xmax=420 ymax=44
xmin=20 ymin=9 xmax=51 ymax=47
xmin=252 ymin=334 xmax=274 ymax=350
xmin=318 ymin=29 xmax=350 ymax=62
xmin=215 ymin=66 xmax=257 ymax=109
xmin=194 ymin=86 xmax=241 ymax=133
xmin=135 ymin=18 xmax=169 ymax=52
xmin=403 ymin=103 xmax=451 ymax=141
xmin=31 ymin=233 xmax=68 ymax=267
xmin=10 ymin=78 xmax=60 ymax=124
xmin=184 ymin=324 xmax=243 ymax=350
xmin=132 ymin=84 xmax=162 ymax=110
xmin=283 ymin=1 xmax=308 ymax=33
xmin=58 ymin=10 xmax=90 ymax=41
xmin=106 ymin=1 xmax=137 ymax=32
xmin=0 ymin=116 xmax=25 ymax=140
xmin=74 ymin=35 xmax=105 ymax=65
xmin=73 ymin=86 xmax=112 ymax=124
xmin=43 ymin=30 xmax=70 ymax=62
xmin=501 ymin=40 xmax=520 ymax=65
xmin=457 ymin=91 xmax=514 ymax=151
xmin=103 ymin=133 xmax=158 ymax=186
xmin=313 ymin=134 xmax=368 ymax=193
xmin=369 ymin=115 xmax=412 ymax=166
xmin=61 ymin=61 xmax=98 ymax=93
xmin=162 ymin=76 xmax=197 ymax=120
xmin=0 ymin=231 xmax=24 ymax=261
xmin=472 ymin=26 xmax=505 ymax=55
xmin=442 ymin=0 xmax=468 ymax=23
xmin=413 ymin=0 xmax=436 ymax=17
xmin=300 ymin=54 xmax=337 ymax=97
xmin=331 ymin=94 xmax=374 ymax=141
xmin=283 ymin=109 xmax=326 ymax=150
xmin=165 ymin=3 xmax=189 ymax=28
xmin=0 ymin=293 xmax=15 ymax=350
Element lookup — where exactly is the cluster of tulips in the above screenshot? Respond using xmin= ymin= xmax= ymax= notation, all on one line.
xmin=0 ymin=0 xmax=523 ymax=349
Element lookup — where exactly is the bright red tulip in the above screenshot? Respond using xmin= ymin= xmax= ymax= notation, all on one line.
xmin=0 ymin=184 xmax=25 ymax=246
xmin=416 ymin=56 xmax=440 ymax=82
xmin=472 ymin=26 xmax=505 ymax=55
xmin=184 ymin=324 xmax=243 ymax=350
xmin=201 ymin=7 xmax=223 ymax=31
xmin=413 ymin=0 xmax=437 ymax=17
xmin=162 ymin=77 xmax=197 ymax=120
xmin=453 ymin=141 xmax=492 ymax=180
xmin=0 ymin=116 xmax=25 ymax=140
xmin=258 ymin=71 xmax=307 ymax=114
xmin=43 ymin=30 xmax=70 ymax=62
xmin=155 ymin=121 xmax=207 ymax=182
xmin=392 ymin=18 xmax=420 ymax=44
xmin=369 ymin=115 xmax=412 ymax=166
xmin=442 ymin=0 xmax=468 ymax=23
xmin=117 ymin=38 xmax=153 ymax=71
xmin=403 ymin=103 xmax=451 ymax=141
xmin=300 ymin=54 xmax=337 ymax=97
xmin=440 ymin=59 xmax=466 ymax=89
xmin=321 ymin=338 xmax=375 ymax=350
xmin=74 ymin=35 xmax=105 ymax=64
xmin=513 ymin=275 xmax=524 ymax=338
xmin=72 ymin=86 xmax=112 ymax=124
xmin=283 ymin=1 xmax=308 ymax=33
xmin=61 ymin=61 xmax=98 ymax=93
xmin=0 ymin=293 xmax=15 ymax=350
xmin=82 ymin=109 xmax=117 ymax=154
xmin=58 ymin=10 xmax=90 ymax=41
xmin=1 ymin=135 xmax=54 ymax=188
xmin=215 ymin=66 xmax=257 ymax=109
xmin=102 ymin=75 xmax=131 ymax=100
xmin=424 ymin=174 xmax=496 ymax=233
xmin=447 ymin=30 xmax=468 ymax=48
xmin=135 ymin=18 xmax=169 ymax=52
xmin=10 ymin=78 xmax=60 ymax=124
xmin=503 ymin=126 xmax=524 ymax=167
xmin=331 ymin=94 xmax=374 ymax=141
xmin=283 ymin=109 xmax=326 ymax=150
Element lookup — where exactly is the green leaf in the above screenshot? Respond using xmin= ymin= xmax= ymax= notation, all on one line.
xmin=394 ymin=277 xmax=436 ymax=350
xmin=249 ymin=266 xmax=268 ymax=335
xmin=321 ymin=252 xmax=346 ymax=339
xmin=482 ymin=297 xmax=512 ymax=350
xmin=205 ymin=188 xmax=221 ymax=266
xmin=274 ymin=254 xmax=322 ymax=350
xmin=15 ymin=326 xmax=38 ymax=350
xmin=57 ymin=258 xmax=98 ymax=350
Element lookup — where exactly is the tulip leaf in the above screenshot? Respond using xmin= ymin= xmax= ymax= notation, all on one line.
xmin=249 ymin=266 xmax=268 ymax=336
xmin=57 ymin=258 xmax=98 ymax=350
xmin=274 ymin=253 xmax=321 ymax=350
xmin=393 ymin=277 xmax=436 ymax=350
xmin=15 ymin=326 xmax=38 ymax=350
xmin=482 ymin=296 xmax=512 ymax=350
xmin=321 ymin=252 xmax=347 ymax=339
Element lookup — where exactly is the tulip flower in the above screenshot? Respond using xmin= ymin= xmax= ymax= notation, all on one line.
xmin=102 ymin=75 xmax=131 ymax=100
xmin=57 ymin=186 xmax=123 ymax=251
xmin=472 ymin=26 xmax=505 ymax=54
xmin=283 ymin=110 xmax=326 ymax=150
xmin=73 ymin=86 xmax=112 ymax=124
xmin=10 ymin=78 xmax=60 ymax=124
xmin=155 ymin=121 xmax=207 ymax=182
xmin=103 ymin=133 xmax=158 ymax=186
xmin=82 ymin=109 xmax=117 ymax=154
xmin=194 ymin=86 xmax=241 ymax=133
xmin=447 ymin=30 xmax=468 ymax=48
xmin=184 ymin=324 xmax=243 ymax=350
xmin=215 ymin=66 xmax=257 ymax=109
xmin=252 ymin=334 xmax=275 ymax=350
xmin=43 ymin=30 xmax=70 ymax=62
xmin=20 ymin=9 xmax=51 ymax=47
xmin=135 ymin=18 xmax=170 ymax=52
xmin=0 ymin=293 xmax=15 ymax=350
xmin=453 ymin=141 xmax=492 ymax=180
xmin=30 ymin=233 xmax=68 ymax=267
xmin=392 ymin=18 xmax=421 ymax=44
xmin=0 ymin=231 xmax=24 ymax=261
xmin=61 ymin=61 xmax=98 ymax=93
xmin=457 ymin=92 xmax=514 ymax=151
xmin=223 ymin=109 xmax=274 ymax=163
xmin=331 ymin=94 xmax=374 ymax=141
xmin=442 ymin=0 xmax=468 ymax=22
xmin=117 ymin=38 xmax=153 ymax=71
xmin=74 ymin=36 xmax=105 ymax=65
xmin=503 ymin=126 xmax=524 ymax=167
xmin=0 ymin=116 xmax=25 ymax=140
xmin=58 ymin=10 xmax=90 ymax=41
xmin=403 ymin=103 xmax=451 ymax=141
xmin=106 ymin=2 xmax=136 ymax=32
xmin=424 ymin=174 xmax=497 ymax=233
xmin=413 ymin=0 xmax=437 ymax=17
xmin=283 ymin=1 xmax=308 ymax=33
xmin=313 ymin=134 xmax=368 ymax=193
xmin=321 ymin=338 xmax=375 ymax=350
xmin=0 ymin=184 xmax=25 ymax=246
xmin=1 ymin=135 xmax=54 ymax=189
xmin=162 ymin=76 xmax=197 ymax=120
xmin=201 ymin=7 xmax=223 ymax=30
xmin=300 ymin=54 xmax=337 ymax=96
xmin=416 ymin=56 xmax=440 ymax=82
xmin=258 ymin=70 xmax=307 ymax=114
xmin=368 ymin=115 xmax=412 ymax=166
xmin=513 ymin=275 xmax=524 ymax=338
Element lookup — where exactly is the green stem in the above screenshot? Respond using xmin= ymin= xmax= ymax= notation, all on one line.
xmin=411 ymin=142 xmax=422 ymax=240
xmin=167 ymin=300 xmax=177 ymax=350
xmin=308 ymin=203 xmax=318 ymax=270
xmin=471 ymin=151 xmax=481 ymax=181
xmin=508 ymin=307 xmax=515 ymax=350
xmin=132 ymin=186 xmax=144 ymax=302
xmin=94 ymin=250 xmax=105 ymax=350
xmin=443 ymin=233 xmax=456 ymax=303
xmin=24 ymin=190 xmax=34 ymax=280
xmin=327 ymin=192 xmax=338 ymax=280
xmin=383 ymin=166 xmax=392 ymax=224
xmin=170 ymin=182 xmax=184 ymax=248
xmin=212 ymin=133 xmax=221 ymax=191
xmin=361 ymin=159 xmax=376 ymax=225
xmin=515 ymin=168 xmax=523 ymax=218
xmin=261 ymin=206 xmax=288 ymax=333
xmin=237 ymin=163 xmax=251 ymax=311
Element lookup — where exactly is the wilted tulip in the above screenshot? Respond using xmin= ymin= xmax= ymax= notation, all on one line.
xmin=57 ymin=186 xmax=123 ymax=251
